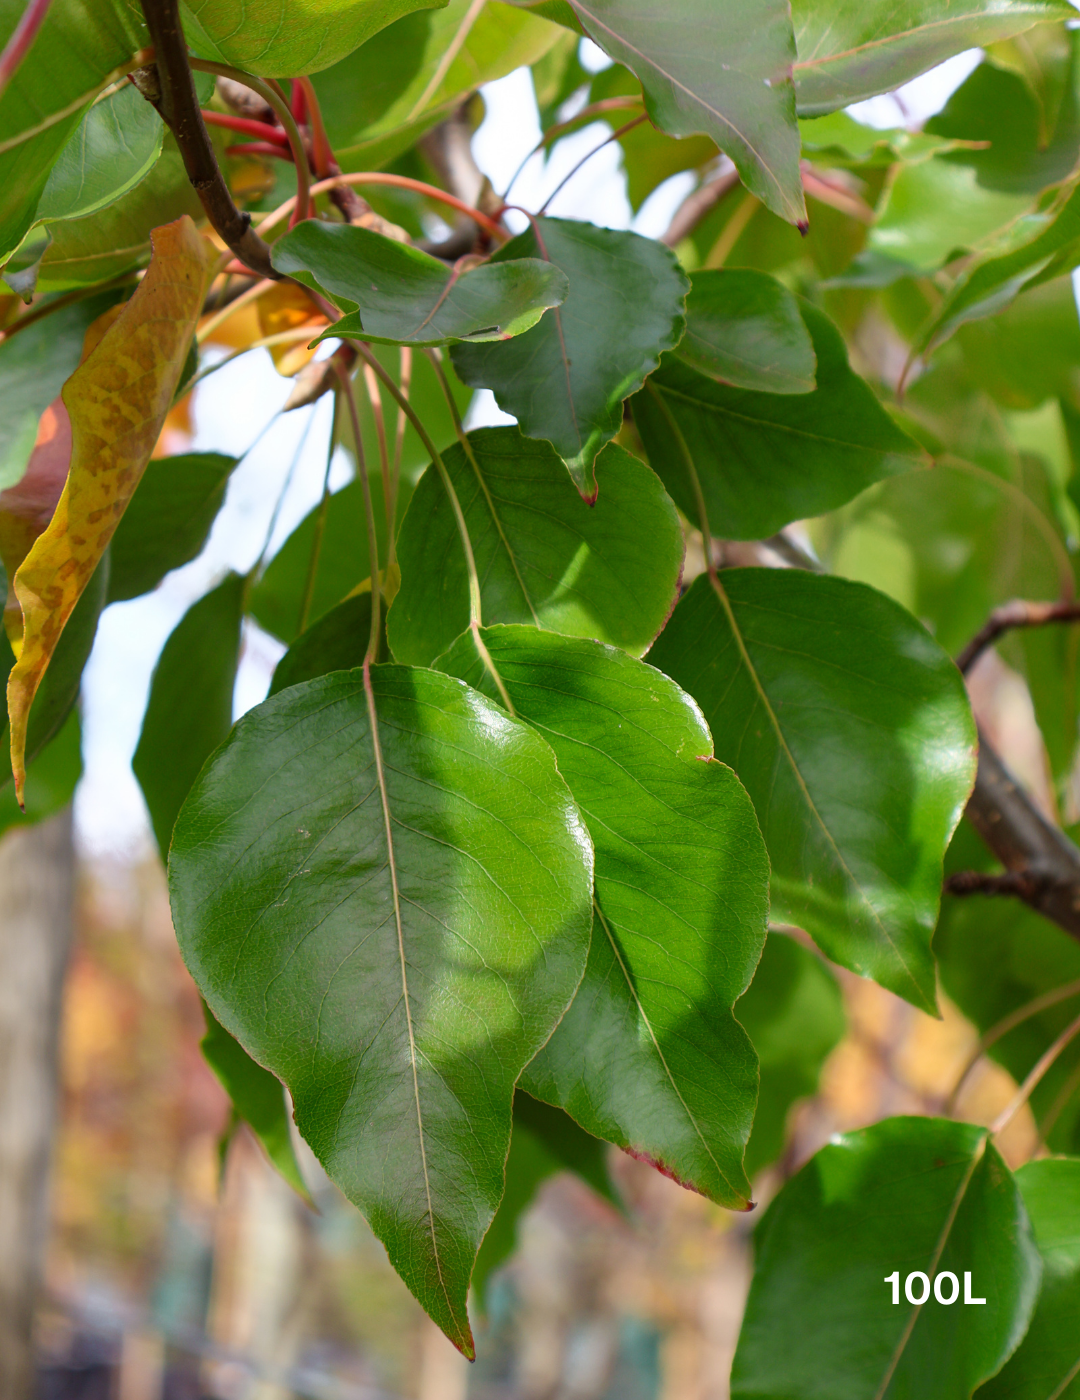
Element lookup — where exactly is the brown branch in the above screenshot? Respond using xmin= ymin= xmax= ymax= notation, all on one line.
xmin=944 ymin=869 xmax=1042 ymax=898
xmin=661 ymin=165 xmax=739 ymax=247
xmin=136 ymin=0 xmax=279 ymax=279
xmin=956 ymin=598 xmax=1080 ymax=674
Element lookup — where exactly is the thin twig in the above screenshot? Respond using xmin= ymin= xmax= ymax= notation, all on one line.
xmin=957 ymin=598 xmax=1080 ymax=674
xmin=538 ymin=113 xmax=648 ymax=215
xmin=255 ymin=172 xmax=509 ymax=242
xmin=334 ymin=366 xmax=382 ymax=663
xmin=990 ymin=1007 xmax=1080 ymax=1136
xmin=661 ymin=166 xmax=739 ymax=247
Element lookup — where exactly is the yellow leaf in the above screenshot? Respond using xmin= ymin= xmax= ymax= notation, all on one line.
xmin=256 ymin=281 xmax=327 ymax=377
xmin=7 ymin=217 xmax=212 ymax=803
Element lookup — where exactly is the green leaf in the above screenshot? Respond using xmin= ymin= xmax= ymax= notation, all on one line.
xmin=201 ymin=1002 xmax=311 ymax=1203
xmin=561 ymin=0 xmax=806 ymax=226
xmin=0 ymin=709 xmax=80 ymax=841
xmin=450 ymin=217 xmax=688 ymax=497
xmin=648 ymin=570 xmax=977 ymax=1012
xmin=978 ymin=1157 xmax=1080 ymax=1399
xmin=313 ymin=0 xmax=561 ymax=172
xmin=957 ymin=277 xmax=1080 ymax=411
xmin=790 ymin=0 xmax=1075 ymax=116
xmin=0 ymin=0 xmax=148 ymax=266
xmin=388 ymin=427 xmax=683 ymax=666
xmin=731 ymin=1118 xmax=1042 ymax=1399
xmin=674 ymin=268 xmax=816 ymax=395
xmin=169 ymin=664 xmax=594 ymax=1353
xmin=268 ymin=591 xmax=380 ymax=695
xmin=437 ymin=625 xmax=769 ymax=1211
xmin=180 ymin=0 xmax=447 ymax=77
xmin=632 ymin=302 xmax=925 ymax=542
xmin=473 ymin=1091 xmax=615 ymax=1306
xmin=249 ymin=473 xmax=408 ymax=645
xmin=272 ymin=222 xmax=568 ymax=348
xmin=0 ymin=288 xmax=125 ymax=491
xmin=734 ymin=931 xmax=844 ymax=1180
xmin=108 ymin=452 xmax=238 ymax=604
xmin=133 ymin=573 xmax=245 ymax=859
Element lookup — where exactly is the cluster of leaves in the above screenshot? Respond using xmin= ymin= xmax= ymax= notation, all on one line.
xmin=5 ymin=0 xmax=1080 ymax=1390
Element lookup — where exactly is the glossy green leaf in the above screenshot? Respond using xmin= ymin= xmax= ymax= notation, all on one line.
xmin=734 ymin=931 xmax=845 ymax=1180
xmin=648 ymin=570 xmax=977 ymax=1012
xmin=473 ymin=1091 xmax=615 ymax=1306
xmin=632 ymin=302 xmax=925 ymax=541
xmin=250 ymin=473 xmax=408 ymax=645
xmin=979 ymin=1157 xmax=1080 ymax=1399
xmin=731 ymin=1118 xmax=1042 ymax=1399
xmin=675 ymin=268 xmax=816 ymax=395
xmin=314 ymin=0 xmax=561 ymax=171
xmin=0 ymin=0 xmax=148 ymax=266
xmin=108 ymin=452 xmax=237 ymax=604
xmin=0 ymin=288 xmax=125 ymax=491
xmin=450 ymin=217 xmax=688 ymax=496
xmin=201 ymin=1002 xmax=311 ymax=1202
xmin=0 ymin=709 xmax=80 ymax=841
xmin=561 ymin=0 xmax=805 ymax=226
xmin=169 ymin=664 xmax=594 ymax=1353
xmin=388 ymin=427 xmax=683 ymax=666
xmin=180 ymin=0 xmax=447 ymax=77
xmin=438 ymin=625 xmax=769 ymax=1211
xmin=272 ymin=222 xmax=567 ymax=348
xmin=133 ymin=573 xmax=245 ymax=859
xmin=268 ymin=592 xmax=380 ymax=695
xmin=790 ymin=0 xmax=1074 ymax=116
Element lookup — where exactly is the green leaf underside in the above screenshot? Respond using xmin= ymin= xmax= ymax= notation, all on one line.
xmin=791 ymin=0 xmax=1075 ymax=116
xmin=450 ymin=217 xmax=688 ymax=496
xmin=648 ymin=570 xmax=977 ymax=1012
xmin=169 ymin=665 xmax=594 ymax=1354
xmin=437 ymin=625 xmax=769 ymax=1210
xmin=272 ymin=221 xmax=568 ymax=347
xmin=0 ymin=0 xmax=148 ymax=266
xmin=133 ymin=573 xmax=245 ymax=860
xmin=388 ymin=426 xmax=684 ymax=666
xmin=731 ymin=1118 xmax=1042 ymax=1399
xmin=473 ymin=1091 xmax=616 ymax=1307
xmin=180 ymin=0 xmax=448 ymax=77
xmin=979 ymin=1158 xmax=1080 ymax=1399
xmin=201 ymin=1002 xmax=311 ymax=1202
xmin=269 ymin=592 xmax=379 ymax=696
xmin=676 ymin=268 xmax=817 ymax=395
xmin=564 ymin=0 xmax=806 ymax=225
xmin=735 ymin=930 xmax=845 ymax=1179
xmin=632 ymin=300 xmax=925 ymax=542
xmin=108 ymin=453 xmax=238 ymax=603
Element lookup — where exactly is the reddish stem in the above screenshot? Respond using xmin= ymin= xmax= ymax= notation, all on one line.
xmin=225 ymin=140 xmax=293 ymax=160
xmin=0 ymin=0 xmax=54 ymax=99
xmin=290 ymin=77 xmax=307 ymax=123
xmin=202 ymin=109 xmax=289 ymax=145
xmin=258 ymin=172 xmax=510 ymax=242
xmin=296 ymin=75 xmax=332 ymax=178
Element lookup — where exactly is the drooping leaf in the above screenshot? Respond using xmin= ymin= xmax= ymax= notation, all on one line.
xmin=438 ymin=625 xmax=769 ymax=1211
xmin=133 ymin=573 xmax=245 ymax=860
xmin=0 ymin=0 xmax=149 ymax=266
xmin=201 ymin=1002 xmax=311 ymax=1203
xmin=790 ymin=0 xmax=1075 ymax=116
xmin=7 ymin=216 xmax=211 ymax=802
xmin=673 ymin=268 xmax=816 ymax=395
xmin=388 ymin=427 xmax=683 ymax=666
xmin=169 ymin=664 xmax=594 ymax=1353
xmin=108 ymin=453 xmax=238 ymax=604
xmin=557 ymin=0 xmax=805 ymax=226
xmin=268 ymin=592 xmax=381 ymax=695
xmin=978 ymin=1157 xmax=1080 ymax=1399
xmin=450 ymin=217 xmax=688 ymax=497
xmin=473 ymin=1091 xmax=616 ymax=1307
xmin=648 ymin=570 xmax=977 ymax=1012
xmin=731 ymin=1118 xmax=1042 ymax=1399
xmin=734 ymin=930 xmax=845 ymax=1180
xmin=272 ymin=221 xmax=568 ymax=348
xmin=180 ymin=0 xmax=447 ymax=77
xmin=632 ymin=301 xmax=925 ymax=541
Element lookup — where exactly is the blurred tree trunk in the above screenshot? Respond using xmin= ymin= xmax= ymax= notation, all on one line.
xmin=0 ymin=810 xmax=75 ymax=1399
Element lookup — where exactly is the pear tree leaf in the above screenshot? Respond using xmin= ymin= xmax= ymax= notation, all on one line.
xmin=389 ymin=427 xmax=683 ymax=665
xmin=648 ymin=569 xmax=977 ymax=1012
xmin=268 ymin=591 xmax=384 ymax=696
xmin=731 ymin=1118 xmax=1043 ymax=1399
xmin=437 ymin=625 xmax=769 ymax=1211
xmin=169 ymin=664 xmax=594 ymax=1354
xmin=272 ymin=221 xmax=568 ymax=347
xmin=450 ymin=217 xmax=689 ymax=497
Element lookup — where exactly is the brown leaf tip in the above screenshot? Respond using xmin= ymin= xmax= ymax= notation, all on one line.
xmin=622 ymin=1145 xmax=702 ymax=1196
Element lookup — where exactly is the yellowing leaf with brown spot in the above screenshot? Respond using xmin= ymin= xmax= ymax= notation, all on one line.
xmin=7 ymin=217 xmax=212 ymax=802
